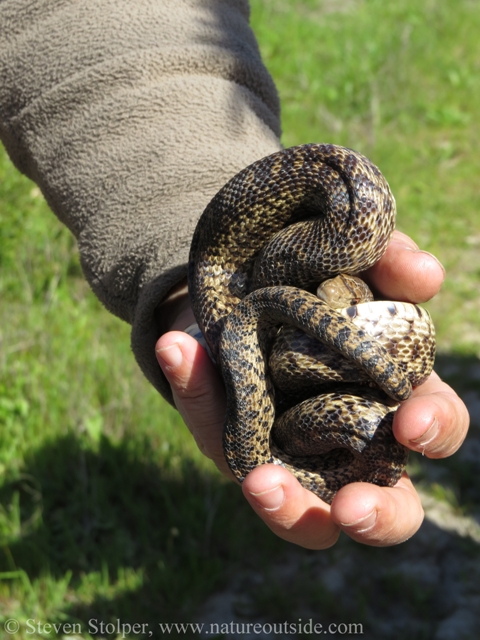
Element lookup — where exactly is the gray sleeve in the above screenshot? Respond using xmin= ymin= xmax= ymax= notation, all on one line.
xmin=0 ymin=0 xmax=282 ymax=402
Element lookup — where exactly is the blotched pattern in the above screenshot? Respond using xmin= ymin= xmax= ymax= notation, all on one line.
xmin=188 ymin=144 xmax=435 ymax=503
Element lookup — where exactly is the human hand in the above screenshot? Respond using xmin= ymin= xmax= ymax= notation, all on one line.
xmin=155 ymin=230 xmax=469 ymax=549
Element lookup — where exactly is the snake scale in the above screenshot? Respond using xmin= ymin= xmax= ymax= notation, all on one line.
xmin=188 ymin=144 xmax=436 ymax=504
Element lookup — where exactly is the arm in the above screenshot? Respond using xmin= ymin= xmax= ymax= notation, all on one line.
xmin=0 ymin=0 xmax=282 ymax=402
xmin=1 ymin=1 xmax=469 ymax=549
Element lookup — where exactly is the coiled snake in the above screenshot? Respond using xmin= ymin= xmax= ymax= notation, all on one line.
xmin=188 ymin=144 xmax=435 ymax=504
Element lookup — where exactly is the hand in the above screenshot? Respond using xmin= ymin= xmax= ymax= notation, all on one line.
xmin=155 ymin=231 xmax=469 ymax=549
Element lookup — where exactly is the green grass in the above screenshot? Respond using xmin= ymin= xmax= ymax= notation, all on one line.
xmin=0 ymin=115 xmax=283 ymax=636
xmin=252 ymin=0 xmax=480 ymax=355
xmin=1 ymin=0 xmax=479 ymax=636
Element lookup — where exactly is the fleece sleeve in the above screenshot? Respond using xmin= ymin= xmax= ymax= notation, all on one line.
xmin=0 ymin=0 xmax=282 ymax=403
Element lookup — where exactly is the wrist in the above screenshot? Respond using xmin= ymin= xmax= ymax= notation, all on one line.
xmin=157 ymin=278 xmax=195 ymax=334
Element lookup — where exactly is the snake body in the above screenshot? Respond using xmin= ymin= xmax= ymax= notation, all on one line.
xmin=188 ymin=144 xmax=435 ymax=504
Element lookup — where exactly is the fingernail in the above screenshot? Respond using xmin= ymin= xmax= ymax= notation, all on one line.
xmin=249 ymin=485 xmax=285 ymax=511
xmin=417 ymin=250 xmax=446 ymax=277
xmin=341 ymin=509 xmax=377 ymax=533
xmin=156 ymin=343 xmax=183 ymax=369
xmin=390 ymin=241 xmax=446 ymax=277
xmin=411 ymin=416 xmax=439 ymax=447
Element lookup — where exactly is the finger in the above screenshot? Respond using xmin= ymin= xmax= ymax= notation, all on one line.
xmin=331 ymin=473 xmax=424 ymax=546
xmin=155 ymin=331 xmax=230 ymax=476
xmin=243 ymin=465 xmax=341 ymax=550
xmin=365 ymin=230 xmax=445 ymax=303
xmin=393 ymin=371 xmax=469 ymax=458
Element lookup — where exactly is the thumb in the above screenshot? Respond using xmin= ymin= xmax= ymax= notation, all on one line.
xmin=155 ymin=331 xmax=229 ymax=474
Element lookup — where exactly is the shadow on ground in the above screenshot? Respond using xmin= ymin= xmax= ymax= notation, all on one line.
xmin=0 ymin=353 xmax=478 ymax=639
xmin=0 ymin=432 xmax=282 ymax=628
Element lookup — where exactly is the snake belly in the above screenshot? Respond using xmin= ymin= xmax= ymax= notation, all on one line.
xmin=188 ymin=143 xmax=436 ymax=504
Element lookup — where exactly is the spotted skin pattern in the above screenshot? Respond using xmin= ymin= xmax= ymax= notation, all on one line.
xmin=188 ymin=144 xmax=436 ymax=504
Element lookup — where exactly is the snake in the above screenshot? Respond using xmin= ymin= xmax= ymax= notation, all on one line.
xmin=188 ymin=143 xmax=436 ymax=504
